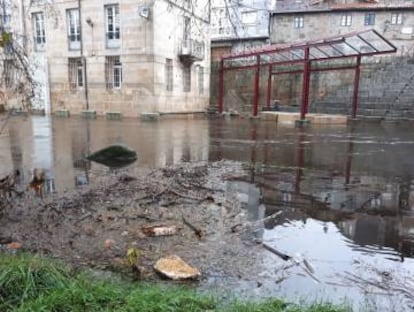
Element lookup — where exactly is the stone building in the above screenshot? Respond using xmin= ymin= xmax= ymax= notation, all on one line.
xmin=210 ymin=0 xmax=274 ymax=61
xmin=20 ymin=0 xmax=210 ymax=117
xmin=271 ymin=0 xmax=414 ymax=55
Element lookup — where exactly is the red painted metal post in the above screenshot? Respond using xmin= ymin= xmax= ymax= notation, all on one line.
xmin=300 ymin=47 xmax=311 ymax=120
xmin=253 ymin=55 xmax=261 ymax=116
xmin=218 ymin=59 xmax=224 ymax=113
xmin=352 ymin=56 xmax=361 ymax=119
xmin=295 ymin=130 xmax=305 ymax=193
xmin=267 ymin=65 xmax=272 ymax=109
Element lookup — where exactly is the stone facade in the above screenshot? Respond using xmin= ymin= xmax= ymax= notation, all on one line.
xmin=271 ymin=0 xmax=414 ymax=55
xmin=22 ymin=0 xmax=210 ymax=117
xmin=210 ymin=0 xmax=274 ymax=62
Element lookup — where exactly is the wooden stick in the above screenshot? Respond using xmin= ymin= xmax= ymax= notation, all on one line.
xmin=182 ymin=215 xmax=203 ymax=238
xmin=261 ymin=242 xmax=291 ymax=261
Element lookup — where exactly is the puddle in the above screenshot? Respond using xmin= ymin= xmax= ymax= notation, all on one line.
xmin=1 ymin=116 xmax=414 ymax=310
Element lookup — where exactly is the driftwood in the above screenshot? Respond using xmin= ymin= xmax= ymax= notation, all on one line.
xmin=75 ymin=212 xmax=93 ymax=224
xmin=182 ymin=215 xmax=203 ymax=239
xmin=169 ymin=189 xmax=203 ymax=201
xmin=261 ymin=242 xmax=291 ymax=261
xmin=261 ymin=243 xmax=320 ymax=283
xmin=230 ymin=211 xmax=283 ymax=234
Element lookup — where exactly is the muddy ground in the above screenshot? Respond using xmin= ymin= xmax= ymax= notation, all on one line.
xmin=0 ymin=161 xmax=274 ymax=281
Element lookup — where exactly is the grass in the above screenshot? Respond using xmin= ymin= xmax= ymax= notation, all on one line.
xmin=0 ymin=253 xmax=351 ymax=312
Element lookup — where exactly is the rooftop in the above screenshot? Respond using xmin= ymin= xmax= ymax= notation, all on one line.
xmin=273 ymin=0 xmax=414 ymax=13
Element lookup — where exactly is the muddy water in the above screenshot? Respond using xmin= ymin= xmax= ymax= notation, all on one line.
xmin=2 ymin=116 xmax=414 ymax=310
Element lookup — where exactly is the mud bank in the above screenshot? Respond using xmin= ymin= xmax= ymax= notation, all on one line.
xmin=0 ymin=161 xmax=269 ymax=280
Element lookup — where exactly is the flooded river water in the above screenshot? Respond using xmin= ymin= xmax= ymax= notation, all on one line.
xmin=1 ymin=115 xmax=414 ymax=311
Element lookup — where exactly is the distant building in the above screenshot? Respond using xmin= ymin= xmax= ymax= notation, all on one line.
xmin=271 ymin=0 xmax=414 ymax=55
xmin=210 ymin=0 xmax=275 ymax=61
xmin=11 ymin=0 xmax=211 ymax=117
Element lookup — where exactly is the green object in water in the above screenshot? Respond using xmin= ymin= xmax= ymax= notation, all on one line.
xmin=87 ymin=144 xmax=137 ymax=168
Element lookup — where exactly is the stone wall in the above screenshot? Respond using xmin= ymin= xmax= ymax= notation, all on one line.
xmin=271 ymin=10 xmax=414 ymax=54
xmin=210 ymin=56 xmax=414 ymax=118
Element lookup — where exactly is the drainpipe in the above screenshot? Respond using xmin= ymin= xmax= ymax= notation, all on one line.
xmin=20 ymin=0 xmax=28 ymax=53
xmin=78 ymin=0 xmax=89 ymax=110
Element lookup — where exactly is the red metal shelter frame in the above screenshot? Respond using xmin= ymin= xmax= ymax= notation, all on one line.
xmin=218 ymin=29 xmax=397 ymax=119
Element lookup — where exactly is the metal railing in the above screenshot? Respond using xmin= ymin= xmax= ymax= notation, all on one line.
xmin=180 ymin=39 xmax=205 ymax=60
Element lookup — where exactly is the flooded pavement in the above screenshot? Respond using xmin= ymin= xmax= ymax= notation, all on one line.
xmin=2 ymin=115 xmax=414 ymax=311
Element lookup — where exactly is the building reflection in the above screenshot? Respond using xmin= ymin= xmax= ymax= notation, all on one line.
xmin=210 ymin=119 xmax=414 ymax=259
xmin=2 ymin=116 xmax=56 ymax=194
xmin=2 ymin=116 xmax=414 ymax=259
xmin=51 ymin=116 xmax=210 ymax=190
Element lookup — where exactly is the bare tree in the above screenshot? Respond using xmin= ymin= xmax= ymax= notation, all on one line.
xmin=0 ymin=0 xmax=57 ymax=115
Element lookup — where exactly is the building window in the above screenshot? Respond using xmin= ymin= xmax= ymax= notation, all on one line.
xmin=183 ymin=65 xmax=191 ymax=92
xmin=0 ymin=14 xmax=11 ymax=31
xmin=294 ymin=16 xmax=304 ymax=29
xmin=165 ymin=59 xmax=173 ymax=92
xmin=364 ymin=12 xmax=375 ymax=26
xmin=105 ymin=4 xmax=120 ymax=48
xmin=242 ymin=11 xmax=256 ymax=24
xmin=183 ymin=16 xmax=191 ymax=43
xmin=340 ymin=14 xmax=352 ymax=27
xmin=198 ymin=66 xmax=204 ymax=95
xmin=105 ymin=56 xmax=122 ymax=89
xmin=4 ymin=59 xmax=14 ymax=88
xmin=68 ymin=58 xmax=83 ymax=90
xmin=67 ymin=9 xmax=80 ymax=50
xmin=391 ymin=13 xmax=403 ymax=25
xmin=32 ymin=12 xmax=46 ymax=51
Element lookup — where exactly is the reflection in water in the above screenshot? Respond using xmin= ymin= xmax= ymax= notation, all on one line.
xmin=207 ymin=119 xmax=414 ymax=309
xmin=3 ymin=116 xmax=414 ymax=309
xmin=2 ymin=116 xmax=210 ymax=193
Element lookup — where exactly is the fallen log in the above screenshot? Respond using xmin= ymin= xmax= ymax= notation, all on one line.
xmin=261 ymin=242 xmax=291 ymax=261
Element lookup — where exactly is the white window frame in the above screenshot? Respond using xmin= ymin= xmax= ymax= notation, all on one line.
xmin=242 ymin=11 xmax=256 ymax=24
xmin=340 ymin=14 xmax=352 ymax=27
xmin=113 ymin=63 xmax=122 ymax=88
xmin=294 ymin=16 xmax=304 ymax=29
xmin=391 ymin=13 xmax=403 ymax=25
xmin=183 ymin=65 xmax=191 ymax=93
xmin=198 ymin=66 xmax=204 ymax=95
xmin=4 ymin=59 xmax=14 ymax=88
xmin=364 ymin=12 xmax=375 ymax=26
xmin=165 ymin=58 xmax=173 ymax=92
xmin=67 ymin=9 xmax=80 ymax=50
xmin=105 ymin=56 xmax=122 ymax=90
xmin=68 ymin=58 xmax=84 ymax=90
xmin=105 ymin=4 xmax=120 ymax=48
xmin=32 ymin=12 xmax=46 ymax=51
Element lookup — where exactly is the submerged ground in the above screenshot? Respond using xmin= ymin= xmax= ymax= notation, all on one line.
xmin=1 ymin=116 xmax=414 ymax=311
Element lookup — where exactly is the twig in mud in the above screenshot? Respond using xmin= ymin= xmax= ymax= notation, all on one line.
xmin=169 ymin=189 xmax=203 ymax=201
xmin=177 ymin=178 xmax=223 ymax=193
xmin=136 ymin=214 xmax=160 ymax=222
xmin=136 ymin=187 xmax=168 ymax=202
xmin=75 ymin=212 xmax=93 ymax=224
xmin=344 ymin=271 xmax=414 ymax=301
xmin=182 ymin=215 xmax=203 ymax=239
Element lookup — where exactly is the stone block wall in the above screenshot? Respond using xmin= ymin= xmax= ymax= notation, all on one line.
xmin=210 ymin=56 xmax=414 ymax=118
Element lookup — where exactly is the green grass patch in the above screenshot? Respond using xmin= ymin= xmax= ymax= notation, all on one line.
xmin=0 ymin=253 xmax=351 ymax=312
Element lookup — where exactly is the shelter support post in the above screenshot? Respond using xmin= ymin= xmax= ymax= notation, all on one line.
xmin=218 ymin=59 xmax=224 ymax=113
xmin=253 ymin=55 xmax=261 ymax=116
xmin=352 ymin=56 xmax=361 ymax=119
xmin=300 ymin=47 xmax=311 ymax=120
xmin=295 ymin=129 xmax=305 ymax=193
xmin=267 ymin=65 xmax=272 ymax=109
